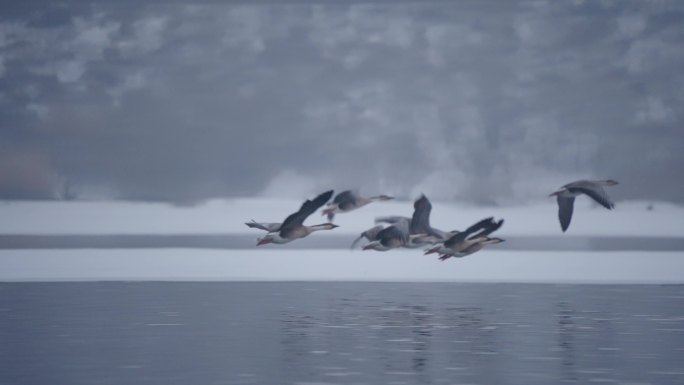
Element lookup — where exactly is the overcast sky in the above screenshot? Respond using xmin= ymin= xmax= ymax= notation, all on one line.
xmin=1 ymin=0 xmax=683 ymax=204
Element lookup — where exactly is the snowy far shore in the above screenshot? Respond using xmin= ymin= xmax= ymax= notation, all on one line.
xmin=2 ymin=198 xmax=683 ymax=283
xmin=1 ymin=198 xmax=683 ymax=237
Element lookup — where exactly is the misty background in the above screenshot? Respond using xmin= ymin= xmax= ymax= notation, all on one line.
xmin=1 ymin=1 xmax=683 ymax=205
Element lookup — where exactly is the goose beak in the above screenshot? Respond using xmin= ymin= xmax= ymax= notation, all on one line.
xmin=424 ymin=247 xmax=438 ymax=255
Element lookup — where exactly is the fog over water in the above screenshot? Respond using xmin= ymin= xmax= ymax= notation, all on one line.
xmin=1 ymin=1 xmax=683 ymax=203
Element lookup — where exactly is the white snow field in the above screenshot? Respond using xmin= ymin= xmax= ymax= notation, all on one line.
xmin=1 ymin=249 xmax=683 ymax=284
xmin=0 ymin=198 xmax=682 ymax=237
xmin=1 ymin=198 xmax=683 ymax=283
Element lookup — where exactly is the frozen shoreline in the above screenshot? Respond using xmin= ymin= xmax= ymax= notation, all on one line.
xmin=2 ymin=249 xmax=684 ymax=284
xmin=1 ymin=198 xmax=683 ymax=237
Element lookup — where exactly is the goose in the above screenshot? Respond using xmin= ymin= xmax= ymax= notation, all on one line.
xmin=361 ymin=220 xmax=428 ymax=251
xmin=254 ymin=190 xmax=338 ymax=246
xmin=425 ymin=217 xmax=504 ymax=258
xmin=361 ymin=221 xmax=409 ymax=251
xmin=407 ymin=195 xmax=453 ymax=242
xmin=351 ymin=216 xmax=411 ymax=250
xmin=350 ymin=225 xmax=386 ymax=250
xmin=373 ymin=215 xmax=411 ymax=225
xmin=353 ymin=222 xmax=434 ymax=250
xmin=322 ymin=190 xmax=393 ymax=221
xmin=244 ymin=220 xmax=281 ymax=233
xmin=437 ymin=237 xmax=506 ymax=261
xmin=354 ymin=195 xmax=450 ymax=249
xmin=549 ymin=179 xmax=618 ymax=232
xmin=377 ymin=195 xmax=454 ymax=245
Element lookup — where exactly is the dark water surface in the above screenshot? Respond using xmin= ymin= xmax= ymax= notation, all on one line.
xmin=1 ymin=282 xmax=684 ymax=385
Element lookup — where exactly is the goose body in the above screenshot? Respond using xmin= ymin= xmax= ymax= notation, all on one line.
xmin=244 ymin=220 xmax=281 ymax=233
xmin=437 ymin=237 xmax=506 ymax=261
xmin=322 ymin=190 xmax=393 ymax=221
xmin=362 ymin=220 xmax=410 ymax=251
xmin=425 ymin=217 xmax=504 ymax=260
xmin=549 ymin=179 xmax=618 ymax=232
xmin=252 ymin=190 xmax=338 ymax=246
xmin=350 ymin=224 xmax=387 ymax=250
xmin=357 ymin=195 xmax=449 ymax=250
xmin=408 ymin=195 xmax=453 ymax=243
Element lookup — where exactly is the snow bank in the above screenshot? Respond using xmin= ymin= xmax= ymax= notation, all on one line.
xmin=1 ymin=249 xmax=683 ymax=284
xmin=0 ymin=198 xmax=682 ymax=237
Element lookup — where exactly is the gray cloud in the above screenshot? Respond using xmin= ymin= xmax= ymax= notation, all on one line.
xmin=0 ymin=1 xmax=683 ymax=203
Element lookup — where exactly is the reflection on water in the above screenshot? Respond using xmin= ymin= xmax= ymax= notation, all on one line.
xmin=1 ymin=282 xmax=684 ymax=385
xmin=557 ymin=301 xmax=577 ymax=382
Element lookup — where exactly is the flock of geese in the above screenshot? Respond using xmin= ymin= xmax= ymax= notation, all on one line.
xmin=245 ymin=179 xmax=619 ymax=261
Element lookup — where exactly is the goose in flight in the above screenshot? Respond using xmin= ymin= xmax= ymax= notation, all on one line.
xmin=549 ymin=179 xmax=618 ymax=232
xmin=361 ymin=221 xmax=410 ymax=251
xmin=353 ymin=195 xmax=450 ymax=249
xmin=437 ymin=237 xmax=505 ymax=261
xmin=407 ymin=194 xmax=453 ymax=242
xmin=350 ymin=224 xmax=386 ymax=250
xmin=353 ymin=221 xmax=434 ymax=250
xmin=351 ymin=215 xmax=412 ymax=250
xmin=425 ymin=217 xmax=504 ymax=259
xmin=252 ymin=190 xmax=338 ymax=245
xmin=244 ymin=220 xmax=281 ymax=233
xmin=322 ymin=190 xmax=393 ymax=221
xmin=361 ymin=220 xmax=428 ymax=251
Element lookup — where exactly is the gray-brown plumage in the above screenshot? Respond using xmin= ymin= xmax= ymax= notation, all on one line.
xmin=362 ymin=220 xmax=411 ymax=251
xmin=409 ymin=195 xmax=451 ymax=241
xmin=444 ymin=217 xmax=503 ymax=248
xmin=350 ymin=225 xmax=386 ymax=250
xmin=244 ymin=220 xmax=281 ymax=233
xmin=424 ymin=217 xmax=504 ymax=258
xmin=549 ymin=179 xmax=619 ymax=232
xmin=361 ymin=195 xmax=450 ymax=250
xmin=375 ymin=195 xmax=452 ymax=245
xmin=437 ymin=237 xmax=505 ymax=261
xmin=322 ymin=190 xmax=393 ymax=221
xmin=255 ymin=190 xmax=338 ymax=245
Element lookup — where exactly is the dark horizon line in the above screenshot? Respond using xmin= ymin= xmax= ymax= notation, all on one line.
xmin=2 ymin=234 xmax=684 ymax=251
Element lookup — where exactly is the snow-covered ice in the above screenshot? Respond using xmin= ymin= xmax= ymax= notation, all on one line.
xmin=2 ymin=198 xmax=683 ymax=283
xmin=1 ymin=198 xmax=682 ymax=237
xmin=1 ymin=249 xmax=683 ymax=284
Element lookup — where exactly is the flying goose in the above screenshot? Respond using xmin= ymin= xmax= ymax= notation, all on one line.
xmin=253 ymin=190 xmax=338 ymax=245
xmin=361 ymin=220 xmax=428 ymax=251
xmin=407 ymin=195 xmax=453 ymax=242
xmin=244 ymin=220 xmax=281 ymax=233
xmin=350 ymin=224 xmax=386 ymax=250
xmin=437 ymin=237 xmax=506 ymax=261
xmin=549 ymin=179 xmax=618 ymax=232
xmin=322 ymin=190 xmax=393 ymax=221
xmin=425 ymin=217 xmax=504 ymax=259
xmin=355 ymin=195 xmax=449 ymax=250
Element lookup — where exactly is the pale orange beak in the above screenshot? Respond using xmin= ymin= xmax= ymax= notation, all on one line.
xmin=424 ymin=246 xmax=439 ymax=255
xmin=257 ymin=238 xmax=272 ymax=246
